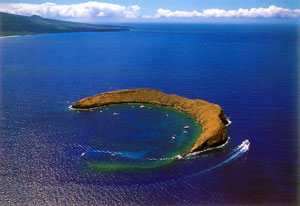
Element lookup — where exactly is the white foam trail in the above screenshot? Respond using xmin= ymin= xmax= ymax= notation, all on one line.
xmin=0 ymin=35 xmax=27 ymax=38
xmin=77 ymin=137 xmax=250 ymax=171
xmin=181 ymin=139 xmax=250 ymax=179
xmin=226 ymin=118 xmax=232 ymax=126
xmin=185 ymin=137 xmax=231 ymax=159
xmin=80 ymin=147 xmax=175 ymax=161
xmin=229 ymin=139 xmax=250 ymax=155
xmin=78 ymin=136 xmax=232 ymax=161
xmin=78 ymin=139 xmax=251 ymax=187
xmin=68 ymin=105 xmax=100 ymax=111
xmin=81 ymin=148 xmax=149 ymax=159
xmin=143 ymin=139 xmax=251 ymax=187
xmin=68 ymin=105 xmax=75 ymax=110
xmin=142 ymin=136 xmax=232 ymax=161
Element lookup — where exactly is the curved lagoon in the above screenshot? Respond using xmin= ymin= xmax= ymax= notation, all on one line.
xmin=72 ymin=104 xmax=201 ymax=170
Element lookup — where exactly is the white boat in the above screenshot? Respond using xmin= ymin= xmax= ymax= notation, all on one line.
xmin=176 ymin=155 xmax=183 ymax=159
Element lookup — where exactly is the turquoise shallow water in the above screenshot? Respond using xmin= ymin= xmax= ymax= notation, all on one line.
xmin=72 ymin=103 xmax=201 ymax=170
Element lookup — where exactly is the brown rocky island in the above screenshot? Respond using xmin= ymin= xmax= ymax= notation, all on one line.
xmin=72 ymin=89 xmax=229 ymax=154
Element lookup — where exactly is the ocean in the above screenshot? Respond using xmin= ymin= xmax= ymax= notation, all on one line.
xmin=0 ymin=23 xmax=299 ymax=205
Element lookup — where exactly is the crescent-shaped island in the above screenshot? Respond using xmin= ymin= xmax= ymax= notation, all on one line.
xmin=72 ymin=88 xmax=229 ymax=154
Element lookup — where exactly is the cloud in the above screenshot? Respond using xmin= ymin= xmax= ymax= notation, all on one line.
xmin=0 ymin=2 xmax=299 ymax=22
xmin=151 ymin=5 xmax=300 ymax=18
xmin=0 ymin=1 xmax=140 ymax=20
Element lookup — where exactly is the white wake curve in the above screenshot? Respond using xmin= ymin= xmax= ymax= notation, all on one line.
xmin=78 ymin=137 xmax=232 ymax=161
xmin=179 ymin=139 xmax=250 ymax=180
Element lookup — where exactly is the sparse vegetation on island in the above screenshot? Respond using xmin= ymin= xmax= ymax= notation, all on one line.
xmin=0 ymin=12 xmax=130 ymax=37
xmin=72 ymin=88 xmax=229 ymax=154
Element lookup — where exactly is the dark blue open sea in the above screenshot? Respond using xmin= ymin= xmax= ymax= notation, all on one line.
xmin=0 ymin=23 xmax=299 ymax=205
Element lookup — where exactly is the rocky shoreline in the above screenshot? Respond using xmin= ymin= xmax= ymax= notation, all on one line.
xmin=72 ymin=89 xmax=229 ymax=154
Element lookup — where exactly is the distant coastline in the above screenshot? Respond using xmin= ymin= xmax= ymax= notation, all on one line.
xmin=0 ymin=34 xmax=33 ymax=38
xmin=72 ymin=88 xmax=229 ymax=154
xmin=0 ymin=12 xmax=130 ymax=37
xmin=0 ymin=35 xmax=22 ymax=38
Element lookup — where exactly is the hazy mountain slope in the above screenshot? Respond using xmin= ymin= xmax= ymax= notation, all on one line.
xmin=0 ymin=12 xmax=129 ymax=36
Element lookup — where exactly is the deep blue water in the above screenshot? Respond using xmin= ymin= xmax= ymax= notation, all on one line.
xmin=0 ymin=23 xmax=299 ymax=205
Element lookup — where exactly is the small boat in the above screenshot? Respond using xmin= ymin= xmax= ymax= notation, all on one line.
xmin=81 ymin=152 xmax=85 ymax=157
xmin=172 ymin=135 xmax=176 ymax=140
xmin=99 ymin=110 xmax=103 ymax=113
xmin=113 ymin=112 xmax=119 ymax=115
xmin=140 ymin=105 xmax=145 ymax=108
xmin=176 ymin=155 xmax=183 ymax=159
xmin=183 ymin=131 xmax=188 ymax=134
xmin=184 ymin=126 xmax=189 ymax=129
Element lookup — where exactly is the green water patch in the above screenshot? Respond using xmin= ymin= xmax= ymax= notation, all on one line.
xmin=75 ymin=103 xmax=201 ymax=170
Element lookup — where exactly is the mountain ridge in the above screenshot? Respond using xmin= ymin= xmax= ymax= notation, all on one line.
xmin=0 ymin=12 xmax=130 ymax=36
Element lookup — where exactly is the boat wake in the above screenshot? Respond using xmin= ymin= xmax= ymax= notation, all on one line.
xmin=178 ymin=139 xmax=250 ymax=180
xmin=78 ymin=138 xmax=231 ymax=161
xmin=77 ymin=146 xmax=149 ymax=160
xmin=184 ymin=137 xmax=231 ymax=159
xmin=79 ymin=147 xmax=177 ymax=161
xmin=226 ymin=118 xmax=232 ymax=126
xmin=77 ymin=138 xmax=250 ymax=183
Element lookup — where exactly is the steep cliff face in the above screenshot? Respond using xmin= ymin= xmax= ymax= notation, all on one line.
xmin=72 ymin=89 xmax=228 ymax=153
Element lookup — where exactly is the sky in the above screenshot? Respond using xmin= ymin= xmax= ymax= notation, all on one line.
xmin=0 ymin=0 xmax=299 ymax=23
